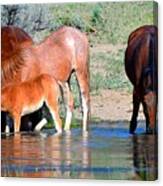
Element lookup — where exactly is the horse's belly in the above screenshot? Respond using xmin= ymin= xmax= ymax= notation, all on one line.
xmin=21 ymin=99 xmax=44 ymax=116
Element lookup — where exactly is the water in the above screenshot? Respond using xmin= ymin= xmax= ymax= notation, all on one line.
xmin=1 ymin=121 xmax=158 ymax=180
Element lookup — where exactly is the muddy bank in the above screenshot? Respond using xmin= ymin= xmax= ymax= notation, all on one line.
xmin=90 ymin=89 xmax=144 ymax=121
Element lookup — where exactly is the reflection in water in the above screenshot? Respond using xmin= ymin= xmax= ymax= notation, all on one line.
xmin=1 ymin=122 xmax=158 ymax=180
xmin=133 ymin=134 xmax=158 ymax=180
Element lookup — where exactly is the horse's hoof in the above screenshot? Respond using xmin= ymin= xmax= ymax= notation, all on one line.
xmin=129 ymin=121 xmax=137 ymax=134
xmin=146 ymin=127 xmax=156 ymax=135
xmin=64 ymin=130 xmax=71 ymax=135
xmin=54 ymin=131 xmax=62 ymax=137
xmin=129 ymin=129 xmax=135 ymax=135
xmin=64 ymin=127 xmax=70 ymax=132
xmin=82 ymin=130 xmax=89 ymax=137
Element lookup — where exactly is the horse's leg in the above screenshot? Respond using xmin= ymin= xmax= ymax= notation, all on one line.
xmin=46 ymin=93 xmax=62 ymax=133
xmin=48 ymin=105 xmax=62 ymax=134
xmin=64 ymin=82 xmax=74 ymax=131
xmin=13 ymin=113 xmax=21 ymax=133
xmin=30 ymin=108 xmax=43 ymax=131
xmin=1 ymin=112 xmax=7 ymax=132
xmin=34 ymin=118 xmax=48 ymax=131
xmin=142 ymin=101 xmax=150 ymax=134
xmin=143 ymin=93 xmax=157 ymax=134
xmin=130 ymin=88 xmax=141 ymax=134
xmin=76 ymin=70 xmax=90 ymax=132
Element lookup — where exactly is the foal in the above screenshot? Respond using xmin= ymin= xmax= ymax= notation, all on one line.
xmin=1 ymin=74 xmax=62 ymax=133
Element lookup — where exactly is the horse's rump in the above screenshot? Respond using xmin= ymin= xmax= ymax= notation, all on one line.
xmin=125 ymin=25 xmax=158 ymax=87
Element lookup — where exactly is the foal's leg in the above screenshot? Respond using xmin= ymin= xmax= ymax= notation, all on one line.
xmin=76 ymin=70 xmax=90 ymax=132
xmin=13 ymin=113 xmax=21 ymax=133
xmin=64 ymin=82 xmax=74 ymax=131
xmin=4 ymin=113 xmax=13 ymax=133
xmin=1 ymin=112 xmax=12 ymax=133
xmin=34 ymin=118 xmax=48 ymax=132
xmin=46 ymin=92 xmax=62 ymax=133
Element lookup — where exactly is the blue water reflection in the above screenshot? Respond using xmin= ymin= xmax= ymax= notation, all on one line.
xmin=1 ymin=121 xmax=157 ymax=180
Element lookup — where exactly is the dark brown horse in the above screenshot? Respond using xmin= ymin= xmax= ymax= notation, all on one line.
xmin=125 ymin=25 xmax=158 ymax=134
xmin=1 ymin=26 xmax=90 ymax=132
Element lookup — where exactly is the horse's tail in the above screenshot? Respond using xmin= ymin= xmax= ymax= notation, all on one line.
xmin=142 ymin=32 xmax=157 ymax=94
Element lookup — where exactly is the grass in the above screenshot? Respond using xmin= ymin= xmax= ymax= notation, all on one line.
xmin=90 ymin=48 xmax=132 ymax=93
xmin=49 ymin=1 xmax=156 ymax=45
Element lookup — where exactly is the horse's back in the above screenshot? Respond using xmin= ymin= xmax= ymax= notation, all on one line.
xmin=22 ymin=74 xmax=58 ymax=99
xmin=45 ymin=26 xmax=89 ymax=66
xmin=34 ymin=26 xmax=89 ymax=82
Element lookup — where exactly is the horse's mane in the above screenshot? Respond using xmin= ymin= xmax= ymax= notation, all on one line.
xmin=1 ymin=48 xmax=27 ymax=84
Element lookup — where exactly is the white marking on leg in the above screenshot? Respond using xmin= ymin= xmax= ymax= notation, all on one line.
xmin=64 ymin=107 xmax=72 ymax=131
xmin=52 ymin=112 xmax=62 ymax=133
xmin=34 ymin=118 xmax=47 ymax=132
xmin=82 ymin=94 xmax=88 ymax=131
xmin=64 ymin=82 xmax=73 ymax=131
xmin=82 ymin=133 xmax=89 ymax=167
xmin=5 ymin=125 xmax=10 ymax=134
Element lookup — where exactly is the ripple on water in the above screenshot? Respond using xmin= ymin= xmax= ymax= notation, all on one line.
xmin=1 ymin=122 xmax=157 ymax=180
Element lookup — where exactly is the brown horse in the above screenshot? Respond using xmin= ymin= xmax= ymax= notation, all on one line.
xmin=1 ymin=74 xmax=62 ymax=133
xmin=1 ymin=26 xmax=90 ymax=132
xmin=1 ymin=26 xmax=37 ymax=132
xmin=1 ymin=26 xmax=34 ymax=87
xmin=125 ymin=25 xmax=158 ymax=134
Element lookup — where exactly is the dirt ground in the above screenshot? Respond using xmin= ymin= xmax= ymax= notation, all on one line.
xmin=90 ymin=89 xmax=144 ymax=121
xmin=89 ymin=44 xmax=144 ymax=122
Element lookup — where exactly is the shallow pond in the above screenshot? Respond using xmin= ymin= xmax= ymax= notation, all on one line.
xmin=1 ymin=121 xmax=158 ymax=180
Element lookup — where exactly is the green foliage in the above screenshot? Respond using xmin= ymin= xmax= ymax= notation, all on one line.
xmin=91 ymin=3 xmax=103 ymax=26
xmin=49 ymin=1 xmax=155 ymax=45
xmin=2 ymin=2 xmax=155 ymax=44
xmin=90 ymin=48 xmax=132 ymax=93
